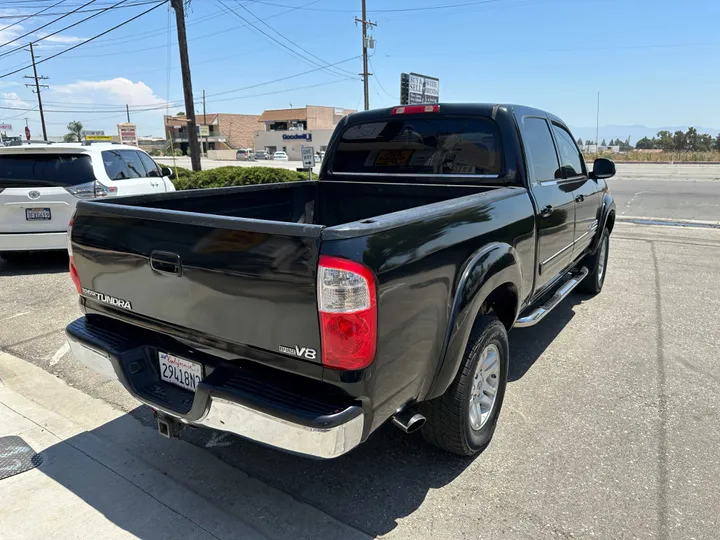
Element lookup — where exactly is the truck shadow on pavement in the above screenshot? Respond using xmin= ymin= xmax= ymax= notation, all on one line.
xmin=35 ymin=295 xmax=586 ymax=539
xmin=0 ymin=252 xmax=68 ymax=276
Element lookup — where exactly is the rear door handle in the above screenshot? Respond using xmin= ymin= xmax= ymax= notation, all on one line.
xmin=540 ymin=205 xmax=553 ymax=218
xmin=150 ymin=250 xmax=182 ymax=276
xmin=575 ymin=194 xmax=585 ymax=203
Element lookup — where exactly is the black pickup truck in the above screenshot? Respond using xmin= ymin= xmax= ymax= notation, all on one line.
xmin=66 ymin=104 xmax=616 ymax=458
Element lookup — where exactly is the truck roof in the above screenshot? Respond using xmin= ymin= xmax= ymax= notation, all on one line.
xmin=345 ymin=102 xmax=567 ymax=127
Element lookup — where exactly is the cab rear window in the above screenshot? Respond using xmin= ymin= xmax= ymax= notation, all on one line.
xmin=0 ymin=153 xmax=95 ymax=188
xmin=331 ymin=117 xmax=502 ymax=176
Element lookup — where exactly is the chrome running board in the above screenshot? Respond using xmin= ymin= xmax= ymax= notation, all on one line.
xmin=515 ymin=267 xmax=590 ymax=328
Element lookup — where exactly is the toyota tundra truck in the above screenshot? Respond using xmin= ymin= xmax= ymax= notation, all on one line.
xmin=65 ymin=104 xmax=616 ymax=458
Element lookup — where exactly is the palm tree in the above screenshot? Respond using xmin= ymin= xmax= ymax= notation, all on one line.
xmin=66 ymin=121 xmax=84 ymax=142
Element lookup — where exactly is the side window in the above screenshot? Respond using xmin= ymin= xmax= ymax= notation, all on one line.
xmin=137 ymin=151 xmax=162 ymax=177
xmin=552 ymin=124 xmax=584 ymax=177
xmin=520 ymin=117 xmax=561 ymax=183
xmin=118 ymin=150 xmax=145 ymax=178
xmin=102 ymin=150 xmax=135 ymax=180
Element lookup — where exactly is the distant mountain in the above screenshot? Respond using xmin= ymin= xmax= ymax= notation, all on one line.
xmin=569 ymin=124 xmax=720 ymax=144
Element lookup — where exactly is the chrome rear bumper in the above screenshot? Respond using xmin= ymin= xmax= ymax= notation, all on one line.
xmin=67 ymin=332 xmax=364 ymax=459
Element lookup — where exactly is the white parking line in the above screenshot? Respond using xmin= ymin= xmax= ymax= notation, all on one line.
xmin=0 ymin=312 xmax=31 ymax=322
xmin=49 ymin=342 xmax=70 ymax=366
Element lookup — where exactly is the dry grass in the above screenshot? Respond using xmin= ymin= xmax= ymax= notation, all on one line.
xmin=583 ymin=151 xmax=720 ymax=162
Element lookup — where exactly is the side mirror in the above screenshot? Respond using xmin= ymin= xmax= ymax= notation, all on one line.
xmin=591 ymin=158 xmax=616 ymax=180
xmin=161 ymin=167 xmax=173 ymax=178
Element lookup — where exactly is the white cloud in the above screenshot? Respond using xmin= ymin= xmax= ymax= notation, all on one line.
xmin=50 ymin=77 xmax=167 ymax=109
xmin=2 ymin=92 xmax=31 ymax=109
xmin=35 ymin=33 xmax=86 ymax=45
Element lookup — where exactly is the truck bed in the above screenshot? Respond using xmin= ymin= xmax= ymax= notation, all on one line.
xmin=114 ymin=180 xmax=493 ymax=227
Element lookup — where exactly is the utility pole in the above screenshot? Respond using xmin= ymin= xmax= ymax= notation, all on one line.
xmin=126 ymin=104 xmax=131 ymax=123
xmin=595 ymin=92 xmax=600 ymax=158
xmin=24 ymin=42 xmax=48 ymax=141
xmin=171 ymin=0 xmax=201 ymax=171
xmin=355 ymin=0 xmax=376 ymax=111
xmin=202 ymin=89 xmax=209 ymax=158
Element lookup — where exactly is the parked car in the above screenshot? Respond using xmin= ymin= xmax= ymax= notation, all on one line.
xmin=0 ymin=142 xmax=175 ymax=263
xmin=254 ymin=150 xmax=269 ymax=160
xmin=235 ymin=149 xmax=254 ymax=161
xmin=66 ymin=103 xmax=615 ymax=459
xmin=272 ymin=151 xmax=288 ymax=161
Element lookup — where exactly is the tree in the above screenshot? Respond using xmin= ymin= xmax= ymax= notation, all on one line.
xmin=672 ymin=130 xmax=686 ymax=151
xmin=686 ymin=127 xmax=698 ymax=151
xmin=65 ymin=121 xmax=83 ymax=142
xmin=697 ymin=133 xmax=713 ymax=152
xmin=601 ymin=138 xmax=607 ymax=146
xmin=715 ymin=134 xmax=720 ymax=151
xmin=656 ymin=130 xmax=673 ymax=151
xmin=577 ymin=137 xmax=584 ymax=146
xmin=635 ymin=137 xmax=654 ymax=149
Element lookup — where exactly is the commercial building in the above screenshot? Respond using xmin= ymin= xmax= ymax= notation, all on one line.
xmin=254 ymin=105 xmax=355 ymax=160
xmin=164 ymin=113 xmax=261 ymax=155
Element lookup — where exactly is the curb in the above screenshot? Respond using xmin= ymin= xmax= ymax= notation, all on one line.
xmin=617 ymin=216 xmax=720 ymax=230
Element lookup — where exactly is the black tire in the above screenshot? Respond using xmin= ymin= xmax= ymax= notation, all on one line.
xmin=419 ymin=315 xmax=509 ymax=456
xmin=577 ymin=227 xmax=610 ymax=295
xmin=0 ymin=251 xmax=30 ymax=264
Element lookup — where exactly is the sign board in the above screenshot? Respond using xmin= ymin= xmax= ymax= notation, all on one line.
xmin=282 ymin=133 xmax=312 ymax=141
xmin=84 ymin=130 xmax=105 ymax=137
xmin=25 ymin=126 xmax=30 ymax=140
xmin=198 ymin=125 xmax=210 ymax=137
xmin=117 ymin=123 xmax=137 ymax=146
xmin=0 ymin=123 xmax=12 ymax=130
xmin=85 ymin=135 xmax=114 ymax=141
xmin=400 ymin=73 xmax=440 ymax=105
xmin=301 ymin=146 xmax=315 ymax=168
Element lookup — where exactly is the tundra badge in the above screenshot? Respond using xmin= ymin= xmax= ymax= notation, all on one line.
xmin=82 ymin=288 xmax=133 ymax=311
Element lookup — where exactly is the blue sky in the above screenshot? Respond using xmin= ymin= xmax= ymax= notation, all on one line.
xmin=0 ymin=0 xmax=718 ymax=139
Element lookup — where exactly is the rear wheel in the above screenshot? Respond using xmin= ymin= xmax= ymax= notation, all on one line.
xmin=420 ymin=315 xmax=509 ymax=456
xmin=577 ymin=227 xmax=610 ymax=295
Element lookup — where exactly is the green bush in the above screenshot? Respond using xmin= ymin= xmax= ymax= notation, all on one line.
xmin=158 ymin=165 xmax=311 ymax=190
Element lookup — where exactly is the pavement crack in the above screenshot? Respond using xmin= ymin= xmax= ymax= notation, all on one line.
xmin=650 ymin=242 xmax=670 ymax=540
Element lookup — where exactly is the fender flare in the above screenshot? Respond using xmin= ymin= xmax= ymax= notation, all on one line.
xmin=424 ymin=242 xmax=522 ymax=400
xmin=589 ymin=193 xmax=616 ymax=253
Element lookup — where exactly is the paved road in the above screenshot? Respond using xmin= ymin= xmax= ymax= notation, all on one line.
xmin=609 ymin=163 xmax=720 ymax=222
xmin=2 ymin=222 xmax=719 ymax=539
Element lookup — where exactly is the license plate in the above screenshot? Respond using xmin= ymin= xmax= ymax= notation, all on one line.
xmin=26 ymin=208 xmax=51 ymax=221
xmin=158 ymin=352 xmax=203 ymax=392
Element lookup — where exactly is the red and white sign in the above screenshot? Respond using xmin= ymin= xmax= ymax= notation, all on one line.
xmin=117 ymin=123 xmax=138 ymax=146
xmin=25 ymin=126 xmax=30 ymax=140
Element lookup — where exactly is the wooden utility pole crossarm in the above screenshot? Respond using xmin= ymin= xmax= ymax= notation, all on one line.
xmin=171 ymin=0 xmax=202 ymax=171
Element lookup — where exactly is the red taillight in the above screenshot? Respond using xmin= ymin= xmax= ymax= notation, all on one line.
xmin=391 ymin=105 xmax=440 ymax=115
xmin=69 ymin=256 xmax=82 ymax=294
xmin=67 ymin=216 xmax=81 ymax=294
xmin=317 ymin=255 xmax=377 ymax=370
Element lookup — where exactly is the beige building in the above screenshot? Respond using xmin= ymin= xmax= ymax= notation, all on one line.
xmin=164 ymin=113 xmax=260 ymax=155
xmin=255 ymin=105 xmax=355 ymax=159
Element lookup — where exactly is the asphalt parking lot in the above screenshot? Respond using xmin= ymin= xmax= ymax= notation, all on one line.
xmin=1 ymin=164 xmax=719 ymax=539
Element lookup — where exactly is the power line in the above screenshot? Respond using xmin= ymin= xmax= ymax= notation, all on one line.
xmin=0 ymin=1 xmax=169 ymax=80
xmin=0 ymin=0 xmax=67 ymax=33
xmin=368 ymin=57 xmax=398 ymax=101
xmin=214 ymin=0 xmax=358 ymax=81
xmin=0 ymin=0 xmax=135 ymax=61
xmin=0 ymin=0 xmax=100 ymax=49
xmin=0 ymin=0 xmax=161 ymax=20
xmin=230 ymin=0 xmax=357 ymax=79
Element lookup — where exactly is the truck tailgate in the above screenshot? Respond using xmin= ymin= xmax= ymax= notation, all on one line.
xmin=70 ymin=202 xmax=324 ymax=363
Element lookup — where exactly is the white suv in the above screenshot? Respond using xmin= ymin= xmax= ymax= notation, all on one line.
xmin=0 ymin=142 xmax=175 ymax=261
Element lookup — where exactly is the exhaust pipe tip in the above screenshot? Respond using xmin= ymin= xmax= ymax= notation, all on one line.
xmin=391 ymin=408 xmax=426 ymax=434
